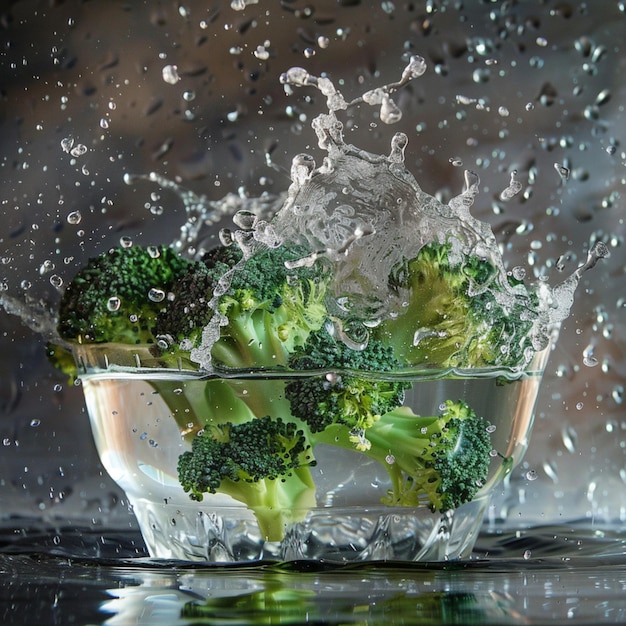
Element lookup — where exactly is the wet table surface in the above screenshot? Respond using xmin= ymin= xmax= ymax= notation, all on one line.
xmin=2 ymin=523 xmax=626 ymax=625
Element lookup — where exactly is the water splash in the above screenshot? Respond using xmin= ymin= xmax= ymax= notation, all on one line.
xmin=188 ymin=59 xmax=609 ymax=371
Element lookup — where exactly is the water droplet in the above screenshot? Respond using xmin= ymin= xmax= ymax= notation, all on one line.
xmin=500 ymin=170 xmax=522 ymax=200
xmin=30 ymin=419 xmax=41 ymax=427
xmin=119 ymin=236 xmax=133 ymax=248
xmin=107 ymin=297 xmax=121 ymax=312
xmin=162 ymin=64 xmax=180 ymax=84
xmin=60 ymin=137 xmax=74 ymax=153
xmin=99 ymin=118 xmax=109 ymax=129
xmin=280 ymin=67 xmax=311 ymax=87
xmin=148 ymin=288 xmax=166 ymax=303
xmin=523 ymin=550 xmax=532 ymax=560
xmin=554 ymin=163 xmax=570 ymax=180
xmin=254 ymin=44 xmax=270 ymax=60
xmin=67 ymin=210 xmax=82 ymax=225
xmin=379 ymin=94 xmax=402 ymax=124
xmin=70 ymin=143 xmax=88 ymax=157
xmin=575 ymin=401 xmax=584 ymax=410
xmin=317 ymin=36 xmax=329 ymax=49
xmin=525 ymin=469 xmax=538 ymax=481
xmin=49 ymin=275 xmax=63 ymax=289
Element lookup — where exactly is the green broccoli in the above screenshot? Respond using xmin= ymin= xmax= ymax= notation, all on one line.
xmin=57 ymin=244 xmax=194 ymax=345
xmin=177 ymin=416 xmax=317 ymax=541
xmin=285 ymin=325 xmax=410 ymax=449
xmin=207 ymin=244 xmax=330 ymax=370
xmin=358 ymin=399 xmax=493 ymax=512
xmin=373 ymin=240 xmax=539 ymax=369
xmin=53 ymin=240 xmax=496 ymax=545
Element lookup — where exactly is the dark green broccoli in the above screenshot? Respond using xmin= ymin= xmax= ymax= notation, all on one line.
xmin=57 ymin=244 xmax=195 ymax=345
xmin=152 ymin=245 xmax=243 ymax=352
xmin=177 ymin=416 xmax=317 ymax=541
xmin=373 ymin=240 xmax=539 ymax=369
xmin=352 ymin=399 xmax=493 ymax=512
xmin=284 ymin=325 xmax=410 ymax=448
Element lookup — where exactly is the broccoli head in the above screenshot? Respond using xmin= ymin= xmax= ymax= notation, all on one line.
xmin=58 ymin=244 xmax=196 ymax=345
xmin=285 ymin=326 xmax=410 ymax=449
xmin=374 ymin=240 xmax=539 ymax=369
xmin=363 ymin=399 xmax=493 ymax=512
xmin=208 ymin=244 xmax=330 ymax=370
xmin=177 ymin=416 xmax=317 ymax=541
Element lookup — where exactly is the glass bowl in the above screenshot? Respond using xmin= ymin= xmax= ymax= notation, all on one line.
xmin=72 ymin=343 xmax=551 ymax=563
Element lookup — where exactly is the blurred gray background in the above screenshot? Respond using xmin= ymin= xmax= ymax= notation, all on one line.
xmin=1 ymin=0 xmax=624 ymax=535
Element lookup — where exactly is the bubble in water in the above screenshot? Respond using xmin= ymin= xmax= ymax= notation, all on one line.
xmin=162 ymin=64 xmax=180 ymax=84
xmin=39 ymin=260 xmax=55 ymax=275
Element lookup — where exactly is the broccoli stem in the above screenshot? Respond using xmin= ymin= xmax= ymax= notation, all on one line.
xmin=216 ymin=467 xmax=317 ymax=542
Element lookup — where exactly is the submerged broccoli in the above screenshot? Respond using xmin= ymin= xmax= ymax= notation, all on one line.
xmin=177 ymin=416 xmax=317 ymax=541
xmin=285 ymin=325 xmax=410 ymax=448
xmin=373 ymin=240 xmax=539 ymax=369
xmin=312 ymin=399 xmax=493 ymax=512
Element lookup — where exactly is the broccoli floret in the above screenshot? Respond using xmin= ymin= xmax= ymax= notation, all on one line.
xmin=152 ymin=246 xmax=242 ymax=352
xmin=177 ymin=416 xmax=317 ymax=541
xmin=208 ymin=244 xmax=330 ymax=370
xmin=358 ymin=399 xmax=493 ymax=512
xmin=374 ymin=240 xmax=538 ymax=369
xmin=285 ymin=325 xmax=410 ymax=448
xmin=57 ymin=244 xmax=195 ymax=345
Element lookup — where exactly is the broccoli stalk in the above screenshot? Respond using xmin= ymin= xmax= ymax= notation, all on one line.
xmin=313 ymin=400 xmax=493 ymax=513
xmin=177 ymin=417 xmax=317 ymax=541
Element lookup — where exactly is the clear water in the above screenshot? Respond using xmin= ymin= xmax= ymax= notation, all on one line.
xmin=79 ymin=358 xmax=547 ymax=563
